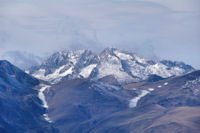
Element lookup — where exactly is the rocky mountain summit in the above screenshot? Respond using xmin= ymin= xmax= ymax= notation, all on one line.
xmin=29 ymin=48 xmax=194 ymax=84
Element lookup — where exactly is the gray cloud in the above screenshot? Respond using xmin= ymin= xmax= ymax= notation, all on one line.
xmin=0 ymin=0 xmax=199 ymax=68
xmin=0 ymin=51 xmax=43 ymax=69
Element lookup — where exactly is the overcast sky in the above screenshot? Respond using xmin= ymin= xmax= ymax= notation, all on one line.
xmin=0 ymin=0 xmax=199 ymax=68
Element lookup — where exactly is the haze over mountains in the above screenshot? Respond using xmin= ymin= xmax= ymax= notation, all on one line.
xmin=0 ymin=48 xmax=199 ymax=133
xmin=1 ymin=0 xmax=199 ymax=69
xmin=0 ymin=51 xmax=43 ymax=70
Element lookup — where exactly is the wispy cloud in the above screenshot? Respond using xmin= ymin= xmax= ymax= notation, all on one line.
xmin=0 ymin=0 xmax=199 ymax=68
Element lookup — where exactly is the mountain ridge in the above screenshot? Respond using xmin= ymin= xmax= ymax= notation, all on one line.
xmin=0 ymin=60 xmax=57 ymax=133
xmin=28 ymin=48 xmax=195 ymax=84
xmin=0 ymin=59 xmax=199 ymax=133
xmin=44 ymin=68 xmax=200 ymax=133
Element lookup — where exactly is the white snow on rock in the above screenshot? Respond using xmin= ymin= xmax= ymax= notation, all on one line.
xmin=30 ymin=49 xmax=194 ymax=84
xmin=38 ymin=84 xmax=52 ymax=123
xmin=97 ymin=61 xmax=135 ymax=83
xmin=127 ymin=61 xmax=147 ymax=79
xmin=145 ymin=63 xmax=185 ymax=78
xmin=43 ymin=114 xmax=53 ymax=123
xmin=164 ymin=82 xmax=168 ymax=86
xmin=33 ymin=65 xmax=73 ymax=84
xmin=182 ymin=77 xmax=200 ymax=95
xmin=33 ymin=69 xmax=46 ymax=79
xmin=80 ymin=64 xmax=97 ymax=78
xmin=38 ymin=85 xmax=50 ymax=108
xmin=158 ymin=85 xmax=162 ymax=88
xmin=134 ymin=55 xmax=147 ymax=64
xmin=129 ymin=90 xmax=150 ymax=108
xmin=25 ymin=70 xmax=30 ymax=74
xmin=126 ymin=88 xmax=137 ymax=91
xmin=59 ymin=66 xmax=73 ymax=77
xmin=148 ymin=88 xmax=154 ymax=91
xmin=183 ymin=77 xmax=200 ymax=88
xmin=97 ymin=50 xmax=139 ymax=83
xmin=145 ymin=63 xmax=171 ymax=78
xmin=114 ymin=50 xmax=133 ymax=60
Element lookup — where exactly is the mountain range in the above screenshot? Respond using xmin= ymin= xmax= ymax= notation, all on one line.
xmin=0 ymin=48 xmax=199 ymax=133
xmin=28 ymin=48 xmax=194 ymax=84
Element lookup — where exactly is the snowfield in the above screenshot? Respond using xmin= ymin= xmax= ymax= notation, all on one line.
xmin=129 ymin=90 xmax=150 ymax=108
xmin=38 ymin=84 xmax=52 ymax=123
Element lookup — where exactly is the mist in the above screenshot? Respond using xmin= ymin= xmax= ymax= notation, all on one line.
xmin=0 ymin=0 xmax=199 ymax=68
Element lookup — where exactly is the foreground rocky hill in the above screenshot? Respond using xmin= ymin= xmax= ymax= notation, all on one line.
xmin=0 ymin=60 xmax=57 ymax=133
xmin=43 ymin=69 xmax=200 ymax=133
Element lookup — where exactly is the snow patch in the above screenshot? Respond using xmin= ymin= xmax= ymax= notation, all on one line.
xmin=126 ymin=88 xmax=137 ymax=91
xmin=43 ymin=114 xmax=53 ymax=123
xmin=148 ymin=88 xmax=154 ymax=91
xmin=145 ymin=63 xmax=171 ymax=78
xmin=114 ymin=50 xmax=133 ymax=60
xmin=33 ymin=65 xmax=73 ymax=83
xmin=25 ymin=70 xmax=30 ymax=74
xmin=134 ymin=55 xmax=147 ymax=64
xmin=38 ymin=84 xmax=52 ymax=123
xmin=33 ymin=69 xmax=46 ymax=79
xmin=182 ymin=77 xmax=200 ymax=95
xmin=46 ymin=65 xmax=72 ymax=80
xmin=38 ymin=85 xmax=50 ymax=108
xmin=164 ymin=82 xmax=168 ymax=86
xmin=145 ymin=63 xmax=185 ymax=78
xmin=59 ymin=67 xmax=73 ymax=77
xmin=97 ymin=61 xmax=135 ymax=83
xmin=129 ymin=90 xmax=150 ymax=108
xmin=80 ymin=64 xmax=97 ymax=78
xmin=31 ymin=49 xmax=192 ymax=84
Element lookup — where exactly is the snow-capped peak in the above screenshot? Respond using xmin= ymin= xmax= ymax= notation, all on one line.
xmin=29 ymin=50 xmax=99 ymax=83
xmin=29 ymin=48 xmax=195 ymax=84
